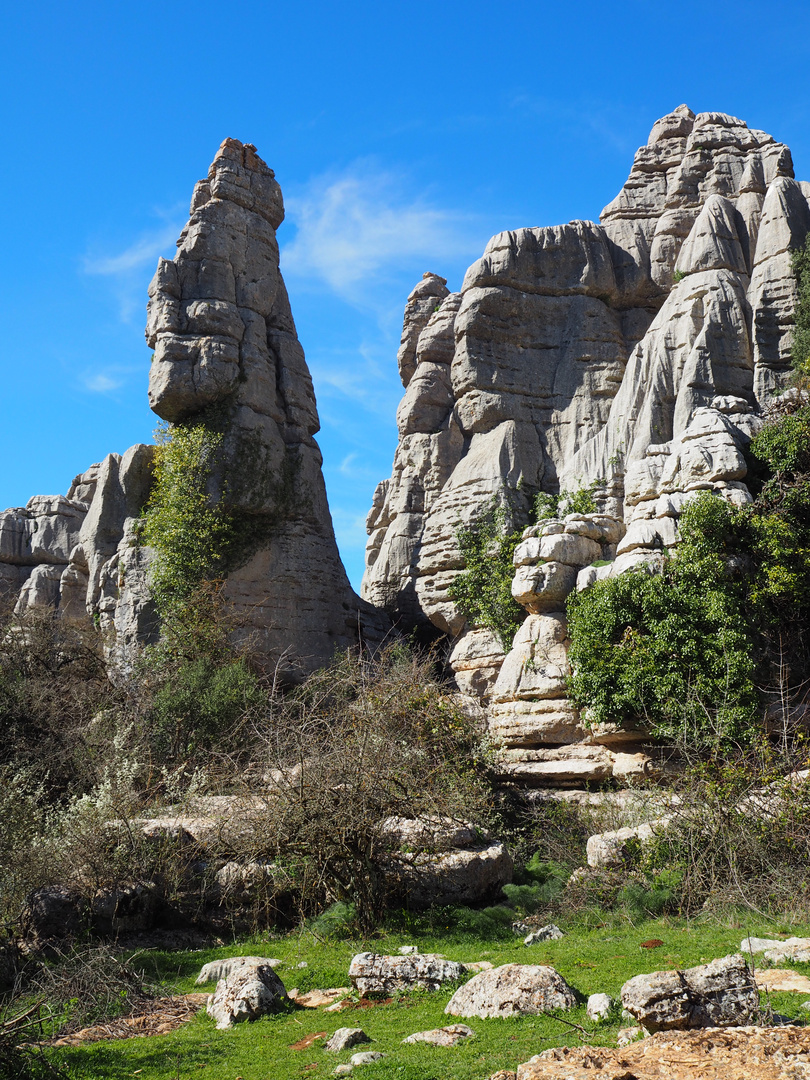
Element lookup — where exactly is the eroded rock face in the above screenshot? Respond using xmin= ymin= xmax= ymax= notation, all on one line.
xmin=363 ymin=106 xmax=810 ymax=786
xmin=365 ymin=107 xmax=803 ymax=642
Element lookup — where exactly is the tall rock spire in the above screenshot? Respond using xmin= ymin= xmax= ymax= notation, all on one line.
xmin=146 ymin=138 xmax=387 ymax=676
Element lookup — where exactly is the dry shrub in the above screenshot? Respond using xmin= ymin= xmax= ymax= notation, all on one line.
xmin=644 ymin=745 xmax=810 ymax=918
xmin=237 ymin=642 xmax=495 ymax=931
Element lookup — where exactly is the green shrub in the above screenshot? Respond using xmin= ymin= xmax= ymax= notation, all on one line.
xmin=146 ymin=656 xmax=265 ymax=760
xmin=791 ymin=234 xmax=810 ymax=374
xmin=534 ymin=482 xmax=599 ymax=522
xmin=309 ymin=901 xmax=358 ymax=939
xmin=448 ymin=504 xmax=524 ymax=649
xmin=141 ymin=423 xmax=235 ymax=622
xmin=567 ymin=495 xmax=759 ymax=749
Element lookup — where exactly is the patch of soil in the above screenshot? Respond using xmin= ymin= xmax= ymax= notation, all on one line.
xmin=517 ymin=1025 xmax=810 ymax=1079
xmin=49 ymin=993 xmax=208 ymax=1046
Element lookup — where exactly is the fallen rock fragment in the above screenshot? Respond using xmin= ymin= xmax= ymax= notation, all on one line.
xmin=621 ymin=953 xmax=757 ymax=1033
xmin=445 ymin=963 xmax=577 ymax=1019
xmin=350 ymin=1051 xmax=386 ymax=1065
xmin=586 ymin=992 xmax=612 ymax=1022
xmin=524 ymin=924 xmax=564 ymax=945
xmin=324 ymin=1028 xmax=372 ymax=1052
xmin=763 ymin=937 xmax=810 ymax=964
xmin=403 ymin=1023 xmax=474 ymax=1046
xmin=348 ymin=952 xmax=465 ymax=994
xmin=289 ymin=987 xmax=351 ymax=1008
xmin=195 ymin=955 xmax=281 ymax=985
xmin=206 ymin=962 xmax=288 ymax=1029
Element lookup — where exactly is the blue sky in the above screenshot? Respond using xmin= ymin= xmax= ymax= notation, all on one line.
xmin=2 ymin=0 xmax=810 ymax=590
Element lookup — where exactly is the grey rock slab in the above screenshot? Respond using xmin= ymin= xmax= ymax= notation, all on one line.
xmin=620 ymin=953 xmax=758 ymax=1033
xmin=738 ymin=936 xmax=785 ymax=954
xmin=206 ymin=962 xmax=288 ymax=1029
xmin=403 ymin=1024 xmax=474 ymax=1046
xmin=349 ymin=1052 xmax=386 ymax=1066
xmin=444 ymin=963 xmax=577 ymax=1019
xmin=324 ymin=1028 xmax=371 ymax=1052
xmin=762 ymin=937 xmax=810 ymax=964
xmin=349 ymin=953 xmax=465 ymax=995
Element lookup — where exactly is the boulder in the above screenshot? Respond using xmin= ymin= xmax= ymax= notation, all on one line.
xmin=206 ymin=962 xmax=288 ymax=1029
xmin=348 ymin=952 xmax=465 ymax=994
xmin=586 ymin=992 xmax=613 ymax=1022
xmin=620 ymin=953 xmax=758 ymax=1032
xmin=444 ymin=963 xmax=577 ymax=1019
xmin=324 ymin=1028 xmax=371 ymax=1052
xmin=524 ymin=924 xmax=564 ymax=945
xmin=196 ymin=956 xmax=282 ymax=985
xmin=403 ymin=1023 xmax=474 ymax=1046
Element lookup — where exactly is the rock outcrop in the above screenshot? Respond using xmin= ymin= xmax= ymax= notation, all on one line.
xmin=0 ymin=138 xmax=387 ymax=679
xmin=363 ymin=105 xmax=810 ymax=784
xmin=144 ymin=137 xmax=388 ymax=675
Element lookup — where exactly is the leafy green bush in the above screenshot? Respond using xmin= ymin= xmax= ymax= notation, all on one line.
xmin=534 ymin=482 xmax=599 ymax=522
xmin=567 ymin=494 xmax=759 ymax=749
xmin=791 ymin=234 xmax=810 ymax=374
xmin=448 ymin=504 xmax=524 ymax=649
xmin=146 ymin=656 xmax=266 ymax=760
xmin=141 ymin=423 xmax=235 ymax=622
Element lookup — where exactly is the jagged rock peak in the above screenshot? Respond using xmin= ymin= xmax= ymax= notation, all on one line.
xmin=397 ymin=272 xmax=450 ymax=388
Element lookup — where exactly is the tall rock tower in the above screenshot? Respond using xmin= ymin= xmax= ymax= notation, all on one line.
xmin=146 ymin=138 xmax=387 ymax=675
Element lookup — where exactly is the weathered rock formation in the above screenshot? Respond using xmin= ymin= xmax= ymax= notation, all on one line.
xmin=0 ymin=138 xmax=386 ymax=678
xmin=364 ymin=106 xmax=810 ymax=784
xmin=145 ymin=137 xmax=387 ymax=674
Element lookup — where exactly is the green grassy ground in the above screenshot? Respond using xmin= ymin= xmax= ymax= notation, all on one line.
xmin=52 ymin=915 xmax=810 ymax=1080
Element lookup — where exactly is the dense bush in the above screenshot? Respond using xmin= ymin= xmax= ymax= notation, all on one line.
xmin=448 ymin=504 xmax=525 ymax=649
xmin=140 ymin=422 xmax=236 ymax=623
xmin=568 ymin=404 xmax=810 ymax=750
xmin=248 ymin=643 xmax=494 ymax=931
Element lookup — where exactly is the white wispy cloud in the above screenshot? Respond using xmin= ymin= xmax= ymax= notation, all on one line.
xmin=82 ymin=372 xmax=124 ymax=393
xmin=78 ymin=364 xmax=141 ymax=397
xmin=83 ymin=222 xmax=181 ymax=277
xmin=83 ymin=212 xmax=184 ymax=321
xmin=281 ymin=163 xmax=481 ymax=303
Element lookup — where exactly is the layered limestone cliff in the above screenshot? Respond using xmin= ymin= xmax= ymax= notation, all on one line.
xmin=363 ymin=106 xmax=810 ymax=784
xmin=0 ymin=138 xmax=386 ymax=677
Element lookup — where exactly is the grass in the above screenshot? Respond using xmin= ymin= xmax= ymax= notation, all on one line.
xmin=50 ymin=914 xmax=810 ymax=1080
